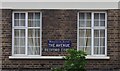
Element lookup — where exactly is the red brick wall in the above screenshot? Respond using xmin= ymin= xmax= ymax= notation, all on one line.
xmin=1 ymin=9 xmax=120 ymax=71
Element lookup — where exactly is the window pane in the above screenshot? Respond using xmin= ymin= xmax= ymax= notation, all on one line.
xmin=35 ymin=20 xmax=40 ymax=27
xmin=20 ymin=29 xmax=25 ymax=37
xmin=94 ymin=30 xmax=99 ymax=37
xmin=85 ymin=47 xmax=91 ymax=55
xmin=20 ymin=13 xmax=25 ymax=19
xmin=28 ymin=20 xmax=33 ymax=27
xmin=85 ymin=38 xmax=91 ymax=46
xmin=94 ymin=47 xmax=99 ymax=54
xmin=100 ymin=13 xmax=105 ymax=20
xmin=86 ymin=29 xmax=91 ymax=37
xmin=20 ymin=38 xmax=25 ymax=46
xmin=79 ymin=38 xmax=85 ymax=46
xmin=80 ymin=38 xmax=91 ymax=46
xmin=94 ymin=38 xmax=99 ymax=46
xmin=14 ymin=47 xmax=25 ymax=54
xmin=79 ymin=29 xmax=85 ymax=37
xmin=28 ymin=20 xmax=40 ymax=27
xmin=79 ymin=13 xmax=84 ymax=19
xmin=100 ymin=21 xmax=105 ymax=26
xmin=28 ymin=38 xmax=34 ymax=47
xmin=94 ymin=13 xmax=99 ymax=20
xmin=14 ymin=38 xmax=19 ymax=46
xmin=28 ymin=29 xmax=33 ymax=37
xmin=87 ymin=13 xmax=91 ymax=20
xmin=28 ymin=47 xmax=33 ymax=55
xmin=35 ymin=29 xmax=40 ymax=37
xmin=35 ymin=13 xmax=40 ymax=19
xmin=79 ymin=47 xmax=84 ymax=51
xmin=14 ymin=47 xmax=19 ymax=54
xmin=100 ymin=38 xmax=105 ymax=46
xmin=94 ymin=21 xmax=99 ymax=26
xmin=14 ymin=13 xmax=19 ymax=19
xmin=79 ymin=21 xmax=85 ymax=27
xmin=19 ymin=47 xmax=25 ymax=54
xmin=28 ymin=47 xmax=40 ymax=55
xmin=20 ymin=20 xmax=25 ymax=26
xmin=35 ymin=38 xmax=40 ymax=46
xmin=86 ymin=21 xmax=91 ymax=27
xmin=80 ymin=47 xmax=91 ymax=55
xmin=28 ymin=13 xmax=33 ymax=19
xmin=14 ymin=20 xmax=19 ymax=26
xmin=100 ymin=30 xmax=105 ymax=37
xmin=14 ymin=29 xmax=19 ymax=37
xmin=100 ymin=47 xmax=105 ymax=54
xmin=35 ymin=47 xmax=40 ymax=55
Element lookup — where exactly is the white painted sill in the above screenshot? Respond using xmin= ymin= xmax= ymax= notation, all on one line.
xmin=9 ymin=56 xmax=110 ymax=59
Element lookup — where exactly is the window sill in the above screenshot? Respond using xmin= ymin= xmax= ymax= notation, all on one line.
xmin=9 ymin=56 xmax=64 ymax=59
xmin=86 ymin=56 xmax=110 ymax=59
xmin=9 ymin=56 xmax=110 ymax=59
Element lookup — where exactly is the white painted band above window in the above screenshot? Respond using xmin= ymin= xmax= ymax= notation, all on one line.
xmin=0 ymin=1 xmax=120 ymax=9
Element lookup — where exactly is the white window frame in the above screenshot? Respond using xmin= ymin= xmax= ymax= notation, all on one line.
xmin=12 ymin=11 xmax=42 ymax=56
xmin=77 ymin=11 xmax=107 ymax=56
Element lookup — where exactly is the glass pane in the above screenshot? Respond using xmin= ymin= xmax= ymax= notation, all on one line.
xmin=86 ymin=21 xmax=91 ymax=27
xmin=28 ymin=38 xmax=34 ymax=47
xmin=100 ymin=13 xmax=105 ymax=20
xmin=100 ymin=30 xmax=105 ymax=37
xmin=86 ymin=30 xmax=91 ymax=37
xmin=100 ymin=38 xmax=105 ymax=46
xmin=35 ymin=20 xmax=40 ymax=27
xmin=100 ymin=47 xmax=105 ymax=54
xmin=35 ymin=47 xmax=40 ymax=55
xmin=94 ymin=30 xmax=99 ymax=37
xmin=20 ymin=29 xmax=25 ymax=37
xmin=14 ymin=38 xmax=19 ymax=46
xmin=87 ymin=13 xmax=91 ymax=20
xmin=100 ymin=21 xmax=105 ymax=26
xmin=28 ymin=47 xmax=33 ymax=55
xmin=35 ymin=29 xmax=40 ymax=37
xmin=19 ymin=47 xmax=25 ymax=54
xmin=20 ymin=13 xmax=25 ymax=19
xmin=79 ymin=21 xmax=85 ymax=27
xmin=85 ymin=47 xmax=91 ymax=55
xmin=94 ymin=38 xmax=99 ymax=46
xmin=14 ymin=47 xmax=19 ymax=54
xmin=94 ymin=47 xmax=99 ymax=54
xmin=79 ymin=29 xmax=85 ymax=37
xmin=35 ymin=38 xmax=40 ymax=46
xmin=79 ymin=47 xmax=84 ymax=51
xmin=14 ymin=29 xmax=19 ymax=37
xmin=28 ymin=13 xmax=33 ymax=19
xmin=35 ymin=13 xmax=40 ymax=19
xmin=20 ymin=38 xmax=25 ymax=46
xmin=94 ymin=13 xmax=99 ymax=20
xmin=14 ymin=13 xmax=19 ymax=19
xmin=20 ymin=20 xmax=25 ymax=26
xmin=79 ymin=13 xmax=84 ymax=19
xmin=94 ymin=21 xmax=99 ymax=26
xmin=28 ymin=29 xmax=33 ymax=37
xmin=14 ymin=20 xmax=19 ymax=26
xmin=28 ymin=47 xmax=40 ymax=55
xmin=85 ymin=38 xmax=91 ymax=46
xmin=79 ymin=38 xmax=85 ymax=46
xmin=28 ymin=20 xmax=33 ymax=27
